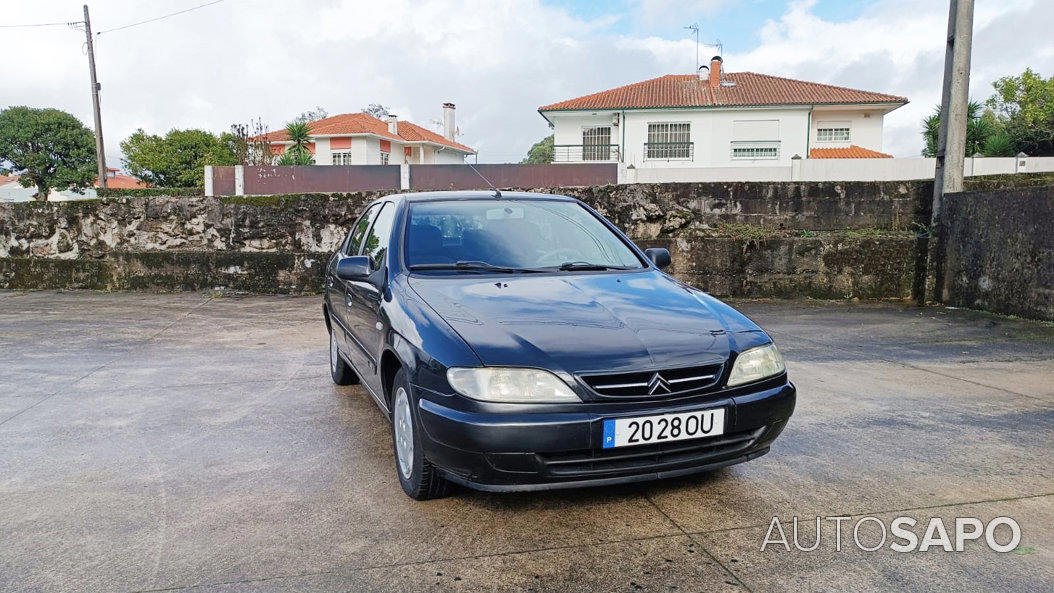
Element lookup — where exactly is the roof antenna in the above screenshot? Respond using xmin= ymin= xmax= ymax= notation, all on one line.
xmin=467 ymin=163 xmax=501 ymax=198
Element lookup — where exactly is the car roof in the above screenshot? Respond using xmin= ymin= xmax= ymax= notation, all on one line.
xmin=393 ymin=190 xmax=578 ymax=203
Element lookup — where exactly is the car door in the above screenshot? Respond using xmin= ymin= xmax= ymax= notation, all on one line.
xmin=329 ymin=203 xmax=381 ymax=360
xmin=345 ymin=201 xmax=398 ymax=397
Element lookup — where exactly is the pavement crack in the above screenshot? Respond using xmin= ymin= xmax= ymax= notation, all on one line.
xmin=772 ymin=329 xmax=1051 ymax=403
xmin=690 ymin=491 xmax=1054 ymax=536
xmin=642 ymin=492 xmax=755 ymax=593
xmin=0 ymin=295 xmax=213 ymax=429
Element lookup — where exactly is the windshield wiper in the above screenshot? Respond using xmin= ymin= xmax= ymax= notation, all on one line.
xmin=557 ymin=261 xmax=636 ymax=271
xmin=410 ymin=261 xmax=546 ymax=273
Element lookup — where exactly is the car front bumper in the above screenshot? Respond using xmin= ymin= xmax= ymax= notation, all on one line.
xmin=415 ymin=380 xmax=796 ymax=492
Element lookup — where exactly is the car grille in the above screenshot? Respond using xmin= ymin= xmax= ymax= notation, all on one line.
xmin=539 ymin=426 xmax=765 ymax=477
xmin=578 ymin=363 xmax=724 ymax=399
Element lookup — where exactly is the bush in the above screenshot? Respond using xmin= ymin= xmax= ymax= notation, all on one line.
xmin=96 ymin=187 xmax=202 ymax=197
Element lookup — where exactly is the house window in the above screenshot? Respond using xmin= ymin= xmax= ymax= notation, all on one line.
xmin=816 ymin=125 xmax=851 ymax=142
xmin=582 ymin=126 xmax=612 ymax=161
xmin=380 ymin=152 xmax=390 ymax=165
xmin=332 ymin=151 xmax=352 ymax=165
xmin=730 ymin=143 xmax=780 ymax=160
xmin=646 ymin=122 xmax=691 ymax=159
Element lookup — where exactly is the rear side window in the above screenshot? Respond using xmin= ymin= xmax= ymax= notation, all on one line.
xmin=343 ymin=203 xmax=380 ymax=255
xmin=361 ymin=202 xmax=397 ymax=271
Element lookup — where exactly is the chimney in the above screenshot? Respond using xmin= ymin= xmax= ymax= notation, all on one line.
xmin=708 ymin=55 xmax=723 ymax=87
xmin=387 ymin=114 xmax=398 ymax=135
xmin=442 ymin=102 xmax=456 ymax=141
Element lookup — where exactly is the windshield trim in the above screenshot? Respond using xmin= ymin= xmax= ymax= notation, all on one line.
xmin=399 ymin=198 xmax=649 ymax=275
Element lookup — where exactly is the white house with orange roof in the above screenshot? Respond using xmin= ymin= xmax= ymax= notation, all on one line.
xmin=538 ymin=56 xmax=907 ymax=169
xmin=260 ymin=103 xmax=474 ymax=166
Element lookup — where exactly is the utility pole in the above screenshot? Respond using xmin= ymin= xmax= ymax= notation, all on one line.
xmin=913 ymin=0 xmax=973 ymax=304
xmin=83 ymin=4 xmax=107 ymax=188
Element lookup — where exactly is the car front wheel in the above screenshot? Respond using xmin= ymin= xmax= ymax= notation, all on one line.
xmin=392 ymin=368 xmax=451 ymax=500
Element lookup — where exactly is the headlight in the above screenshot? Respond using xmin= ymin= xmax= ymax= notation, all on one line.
xmin=726 ymin=343 xmax=785 ymax=386
xmin=446 ymin=367 xmax=582 ymax=403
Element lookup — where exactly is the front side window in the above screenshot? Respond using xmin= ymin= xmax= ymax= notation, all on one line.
xmin=582 ymin=126 xmax=612 ymax=161
xmin=406 ymin=200 xmax=643 ymax=270
xmin=343 ymin=203 xmax=381 ymax=255
xmin=361 ymin=203 xmax=396 ymax=271
xmin=646 ymin=123 xmax=691 ymax=159
xmin=816 ymin=125 xmax=851 ymax=142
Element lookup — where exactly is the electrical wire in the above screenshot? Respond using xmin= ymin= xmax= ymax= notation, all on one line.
xmin=0 ymin=21 xmax=77 ymax=29
xmin=95 ymin=0 xmax=225 ymax=35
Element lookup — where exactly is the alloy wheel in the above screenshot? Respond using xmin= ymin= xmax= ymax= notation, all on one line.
xmin=394 ymin=387 xmax=414 ymax=479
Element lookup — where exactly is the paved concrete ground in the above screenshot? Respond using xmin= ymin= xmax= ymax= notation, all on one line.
xmin=1 ymin=291 xmax=1051 ymax=593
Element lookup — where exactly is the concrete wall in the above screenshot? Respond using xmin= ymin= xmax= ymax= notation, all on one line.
xmin=0 ymin=181 xmax=922 ymax=297
xmin=3 ymin=176 xmax=1046 ymax=300
xmin=624 ymin=155 xmax=1054 ymax=184
xmin=940 ymin=185 xmax=1054 ymax=320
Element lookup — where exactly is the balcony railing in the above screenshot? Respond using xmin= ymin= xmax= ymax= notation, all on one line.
xmin=553 ymin=144 xmax=620 ymax=163
xmin=644 ymin=142 xmax=694 ymax=160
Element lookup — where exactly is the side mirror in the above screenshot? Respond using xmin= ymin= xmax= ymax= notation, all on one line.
xmin=644 ymin=248 xmax=671 ymax=270
xmin=335 ymin=255 xmax=372 ymax=281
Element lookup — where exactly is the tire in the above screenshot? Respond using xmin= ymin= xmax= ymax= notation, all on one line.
xmin=391 ymin=368 xmax=452 ymax=500
xmin=328 ymin=327 xmax=358 ymax=386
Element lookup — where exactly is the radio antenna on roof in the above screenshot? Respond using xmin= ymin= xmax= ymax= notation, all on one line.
xmin=467 ymin=163 xmax=501 ymax=198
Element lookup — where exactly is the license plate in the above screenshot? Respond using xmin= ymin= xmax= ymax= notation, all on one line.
xmin=602 ymin=408 xmax=725 ymax=449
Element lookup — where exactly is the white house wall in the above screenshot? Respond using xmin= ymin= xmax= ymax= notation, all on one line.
xmin=810 ymin=108 xmax=886 ymax=153
xmin=550 ymin=107 xmax=815 ymax=168
xmin=314 ymin=138 xmax=332 ymax=165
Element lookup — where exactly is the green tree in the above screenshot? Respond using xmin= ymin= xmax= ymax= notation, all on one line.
xmin=0 ymin=106 xmax=96 ymax=200
xmin=987 ymin=68 xmax=1054 ymax=156
xmin=276 ymin=121 xmax=314 ymax=165
xmin=521 ymin=134 xmax=554 ymax=163
xmin=921 ymin=101 xmax=1004 ymax=157
xmin=121 ymin=128 xmax=236 ymax=187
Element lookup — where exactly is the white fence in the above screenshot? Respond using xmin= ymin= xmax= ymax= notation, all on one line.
xmin=620 ymin=156 xmax=1054 ymax=184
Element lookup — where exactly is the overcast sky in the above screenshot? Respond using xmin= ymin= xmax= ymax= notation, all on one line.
xmin=3 ymin=0 xmax=1052 ymax=167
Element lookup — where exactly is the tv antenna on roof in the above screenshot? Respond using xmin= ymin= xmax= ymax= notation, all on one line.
xmin=467 ymin=163 xmax=501 ymax=198
xmin=684 ymin=23 xmax=700 ymax=72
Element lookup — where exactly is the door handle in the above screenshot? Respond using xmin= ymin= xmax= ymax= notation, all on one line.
xmin=345 ymin=293 xmax=354 ymax=307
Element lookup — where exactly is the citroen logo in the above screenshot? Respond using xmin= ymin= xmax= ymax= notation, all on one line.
xmin=647 ymin=372 xmax=672 ymax=395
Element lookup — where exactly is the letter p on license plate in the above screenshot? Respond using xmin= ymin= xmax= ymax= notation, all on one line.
xmin=602 ymin=408 xmax=725 ymax=449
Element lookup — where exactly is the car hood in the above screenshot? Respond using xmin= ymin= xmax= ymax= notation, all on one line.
xmin=408 ymin=270 xmax=762 ymax=374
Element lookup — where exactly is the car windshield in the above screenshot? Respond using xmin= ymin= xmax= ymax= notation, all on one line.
xmin=406 ymin=199 xmax=644 ymax=271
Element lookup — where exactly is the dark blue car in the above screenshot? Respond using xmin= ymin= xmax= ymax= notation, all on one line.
xmin=324 ymin=191 xmax=795 ymax=499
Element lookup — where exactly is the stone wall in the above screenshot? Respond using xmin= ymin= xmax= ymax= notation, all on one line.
xmin=0 ymin=179 xmax=945 ymax=298
xmin=940 ymin=185 xmax=1054 ymax=320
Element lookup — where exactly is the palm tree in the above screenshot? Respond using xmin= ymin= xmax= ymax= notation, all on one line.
xmin=921 ymin=101 xmax=1005 ymax=157
xmin=278 ymin=121 xmax=314 ymax=165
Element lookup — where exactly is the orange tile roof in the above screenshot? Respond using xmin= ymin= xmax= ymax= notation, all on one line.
xmin=97 ymin=173 xmax=150 ymax=189
xmin=809 ymin=145 xmax=893 ymax=159
xmin=258 ymin=112 xmax=474 ymax=153
xmin=539 ymin=73 xmax=907 ymax=111
xmin=2 ymin=172 xmax=147 ymax=189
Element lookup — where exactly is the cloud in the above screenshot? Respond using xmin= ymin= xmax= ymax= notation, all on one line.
xmin=724 ymin=0 xmax=1054 ymax=156
xmin=1 ymin=0 xmax=1050 ymax=168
